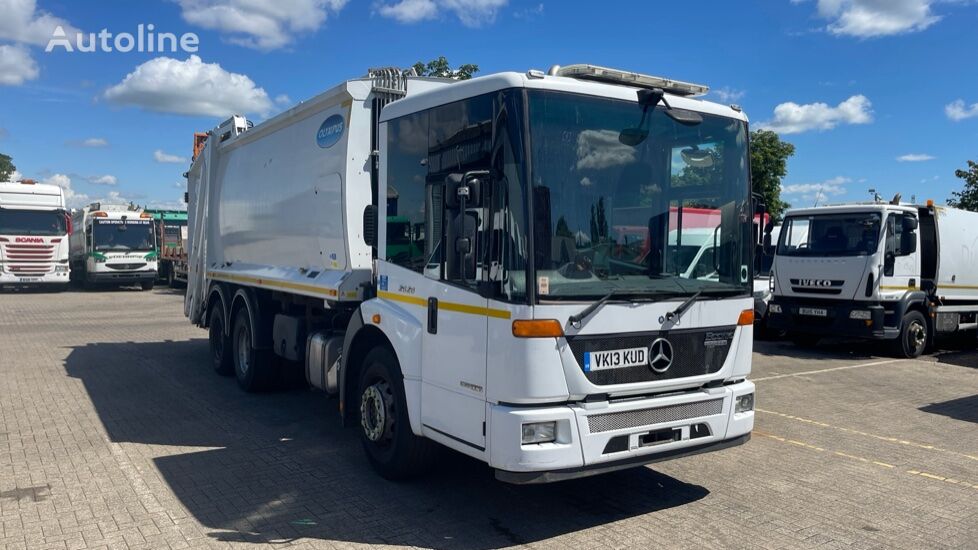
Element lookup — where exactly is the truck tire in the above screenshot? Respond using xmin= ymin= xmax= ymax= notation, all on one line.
xmin=232 ymin=308 xmax=273 ymax=392
xmin=357 ymin=347 xmax=436 ymax=480
xmin=141 ymin=281 xmax=155 ymax=291
xmin=167 ymin=267 xmax=177 ymax=288
xmin=208 ymin=304 xmax=233 ymax=376
xmin=891 ymin=310 xmax=927 ymax=359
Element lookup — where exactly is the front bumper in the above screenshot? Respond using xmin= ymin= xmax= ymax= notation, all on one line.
xmin=0 ymin=270 xmax=70 ymax=285
xmin=489 ymin=379 xmax=754 ymax=483
xmin=88 ymin=270 xmax=157 ymax=284
xmin=767 ymin=297 xmax=898 ymax=340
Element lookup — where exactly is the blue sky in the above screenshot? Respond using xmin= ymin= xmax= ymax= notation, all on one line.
xmin=1 ymin=0 xmax=976 ymax=209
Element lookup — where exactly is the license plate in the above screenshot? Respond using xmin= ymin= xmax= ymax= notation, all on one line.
xmin=799 ymin=307 xmax=828 ymax=317
xmin=18 ymin=277 xmax=41 ymax=283
xmin=584 ymin=347 xmax=648 ymax=372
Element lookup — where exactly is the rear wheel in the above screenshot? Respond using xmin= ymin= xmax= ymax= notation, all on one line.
xmin=357 ymin=347 xmax=436 ymax=480
xmin=208 ymin=304 xmax=233 ymax=375
xmin=891 ymin=310 xmax=927 ymax=359
xmin=167 ymin=266 xmax=176 ymax=288
xmin=232 ymin=308 xmax=273 ymax=392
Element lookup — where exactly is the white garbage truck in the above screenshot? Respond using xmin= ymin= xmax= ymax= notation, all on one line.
xmin=0 ymin=180 xmax=72 ymax=288
xmin=70 ymin=203 xmax=158 ymax=290
xmin=767 ymin=201 xmax=978 ymax=357
xmin=185 ymin=65 xmax=757 ymax=483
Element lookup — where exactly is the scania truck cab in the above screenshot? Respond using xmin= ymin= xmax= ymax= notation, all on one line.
xmin=0 ymin=180 xmax=71 ymax=288
xmin=767 ymin=202 xmax=978 ymax=357
xmin=70 ymin=203 xmax=158 ymax=290
xmin=186 ymin=65 xmax=756 ymax=483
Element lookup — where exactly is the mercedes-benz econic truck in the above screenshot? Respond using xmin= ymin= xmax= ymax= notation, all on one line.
xmin=185 ymin=65 xmax=757 ymax=483
xmin=70 ymin=203 xmax=158 ymax=290
xmin=767 ymin=201 xmax=978 ymax=357
xmin=0 ymin=180 xmax=71 ymax=288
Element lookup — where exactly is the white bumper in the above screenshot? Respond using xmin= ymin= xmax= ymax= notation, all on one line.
xmin=489 ymin=380 xmax=754 ymax=483
xmin=0 ymin=268 xmax=70 ymax=285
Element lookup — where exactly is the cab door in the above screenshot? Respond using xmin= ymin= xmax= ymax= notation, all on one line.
xmin=882 ymin=211 xmax=921 ymax=291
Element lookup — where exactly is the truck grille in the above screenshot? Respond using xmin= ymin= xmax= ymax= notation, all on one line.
xmin=1 ymin=242 xmax=57 ymax=277
xmin=587 ymin=398 xmax=724 ymax=433
xmin=566 ymin=327 xmax=735 ymax=385
xmin=106 ymin=263 xmax=147 ymax=270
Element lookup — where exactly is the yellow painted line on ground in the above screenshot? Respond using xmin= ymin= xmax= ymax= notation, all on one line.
xmin=755 ymin=430 xmax=978 ymax=490
xmin=756 ymin=408 xmax=978 ymax=462
xmin=208 ymin=271 xmax=339 ymax=298
xmin=753 ymin=359 xmax=902 ymax=381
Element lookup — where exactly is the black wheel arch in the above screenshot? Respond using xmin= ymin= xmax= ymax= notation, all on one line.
xmin=339 ymin=309 xmax=399 ymax=427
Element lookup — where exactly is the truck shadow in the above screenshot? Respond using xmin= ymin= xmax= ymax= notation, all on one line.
xmin=919 ymin=395 xmax=978 ymax=424
xmin=753 ymin=338 xmax=880 ymax=361
xmin=63 ymin=340 xmax=709 ymax=549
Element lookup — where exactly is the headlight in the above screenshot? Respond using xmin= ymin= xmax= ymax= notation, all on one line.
xmin=849 ymin=310 xmax=871 ymax=320
xmin=735 ymin=393 xmax=755 ymax=413
xmin=769 ymin=303 xmax=782 ymax=314
xmin=521 ymin=421 xmax=556 ymax=444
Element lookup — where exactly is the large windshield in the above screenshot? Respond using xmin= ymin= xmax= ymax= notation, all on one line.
xmin=527 ymin=91 xmax=752 ymax=299
xmin=93 ymin=219 xmax=155 ymax=251
xmin=777 ymin=213 xmax=881 ymax=257
xmin=0 ymin=209 xmax=67 ymax=236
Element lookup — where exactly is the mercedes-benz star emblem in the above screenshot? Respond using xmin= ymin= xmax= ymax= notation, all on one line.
xmin=648 ymin=338 xmax=674 ymax=373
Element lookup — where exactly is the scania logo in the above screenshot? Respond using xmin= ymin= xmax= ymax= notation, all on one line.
xmin=648 ymin=338 xmax=674 ymax=373
xmin=798 ymin=279 xmax=832 ymax=287
xmin=14 ymin=237 xmax=44 ymax=243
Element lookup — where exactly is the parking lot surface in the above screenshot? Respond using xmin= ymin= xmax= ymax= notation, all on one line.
xmin=1 ymin=288 xmax=976 ymax=550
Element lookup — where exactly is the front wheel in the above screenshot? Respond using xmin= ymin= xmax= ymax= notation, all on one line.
xmin=357 ymin=348 xmax=436 ymax=480
xmin=891 ymin=310 xmax=928 ymax=359
xmin=141 ymin=281 xmax=155 ymax=291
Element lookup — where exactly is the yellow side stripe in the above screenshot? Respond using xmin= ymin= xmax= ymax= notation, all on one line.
xmin=377 ymin=290 xmax=512 ymax=319
xmin=208 ymin=271 xmax=339 ymax=298
xmin=880 ymin=284 xmax=978 ymax=290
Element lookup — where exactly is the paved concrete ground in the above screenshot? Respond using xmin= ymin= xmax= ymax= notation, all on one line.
xmin=1 ymin=288 xmax=976 ymax=550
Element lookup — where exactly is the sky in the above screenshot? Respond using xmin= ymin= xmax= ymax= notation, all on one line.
xmin=0 ymin=0 xmax=977 ymax=210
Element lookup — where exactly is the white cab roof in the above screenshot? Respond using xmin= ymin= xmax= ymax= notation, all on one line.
xmin=380 ymin=71 xmax=749 ymax=123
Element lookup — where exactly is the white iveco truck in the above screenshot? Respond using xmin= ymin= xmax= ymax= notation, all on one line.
xmin=70 ymin=203 xmax=158 ymax=290
xmin=0 ymin=180 xmax=71 ymax=288
xmin=767 ymin=201 xmax=978 ymax=357
xmin=185 ymin=65 xmax=757 ymax=483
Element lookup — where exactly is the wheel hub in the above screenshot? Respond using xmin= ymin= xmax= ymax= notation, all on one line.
xmin=236 ymin=328 xmax=250 ymax=375
xmin=360 ymin=381 xmax=394 ymax=443
xmin=908 ymin=321 xmax=925 ymax=351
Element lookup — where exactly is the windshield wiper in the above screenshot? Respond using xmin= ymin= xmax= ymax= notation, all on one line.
xmin=567 ymin=289 xmax=675 ymax=327
xmin=666 ymin=290 xmax=702 ymax=322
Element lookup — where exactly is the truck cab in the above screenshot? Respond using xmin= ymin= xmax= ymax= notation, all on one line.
xmin=0 ymin=180 xmax=72 ymax=288
xmin=767 ymin=204 xmax=933 ymax=355
xmin=70 ymin=204 xmax=158 ymax=290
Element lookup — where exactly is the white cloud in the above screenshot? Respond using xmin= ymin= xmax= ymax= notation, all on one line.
xmin=575 ymin=130 xmax=636 ymax=170
xmin=104 ymin=55 xmax=273 ymax=117
xmin=66 ymin=137 xmax=109 ymax=148
xmin=0 ymin=44 xmax=39 ymax=86
xmin=274 ymin=94 xmax=291 ymax=105
xmin=759 ymin=94 xmax=872 ymax=134
xmin=177 ymin=0 xmax=348 ymax=50
xmin=7 ymin=169 xmax=23 ymax=182
xmin=781 ymin=176 xmax=851 ymax=204
xmin=37 ymin=173 xmax=90 ymax=208
xmin=154 ymin=150 xmax=188 ymax=164
xmin=710 ymin=87 xmax=746 ymax=104
xmin=86 ymin=174 xmax=118 ymax=186
xmin=376 ymin=0 xmax=508 ymax=26
xmin=806 ymin=0 xmax=941 ymax=38
xmin=896 ymin=153 xmax=935 ymax=162
xmin=0 ymin=0 xmax=82 ymax=46
xmin=945 ymin=99 xmax=978 ymax=121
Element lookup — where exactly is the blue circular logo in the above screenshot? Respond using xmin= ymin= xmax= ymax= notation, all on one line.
xmin=316 ymin=114 xmax=345 ymax=149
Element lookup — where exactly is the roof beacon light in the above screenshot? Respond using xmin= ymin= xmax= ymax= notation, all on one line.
xmin=556 ymin=64 xmax=709 ymax=97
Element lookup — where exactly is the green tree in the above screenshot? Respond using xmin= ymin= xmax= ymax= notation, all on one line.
xmin=948 ymin=160 xmax=978 ymax=212
xmin=412 ymin=56 xmax=479 ymax=80
xmin=749 ymin=129 xmax=795 ymax=221
xmin=0 ymin=153 xmax=15 ymax=182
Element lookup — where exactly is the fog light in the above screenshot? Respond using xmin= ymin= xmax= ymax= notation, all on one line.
xmin=849 ymin=310 xmax=871 ymax=320
xmin=735 ymin=393 xmax=754 ymax=413
xmin=769 ymin=303 xmax=782 ymax=314
xmin=521 ymin=421 xmax=556 ymax=444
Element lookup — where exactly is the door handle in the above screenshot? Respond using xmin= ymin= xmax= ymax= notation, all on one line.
xmin=427 ymin=297 xmax=438 ymax=334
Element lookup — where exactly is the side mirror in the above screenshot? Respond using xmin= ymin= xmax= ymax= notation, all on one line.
xmin=902 ymin=216 xmax=918 ymax=232
xmin=445 ymin=171 xmax=487 ymax=210
xmin=763 ymin=232 xmax=774 ymax=256
xmin=901 ymin=230 xmax=917 ymax=255
xmin=363 ymin=205 xmax=378 ymax=248
xmin=455 ymin=237 xmax=471 ymax=255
